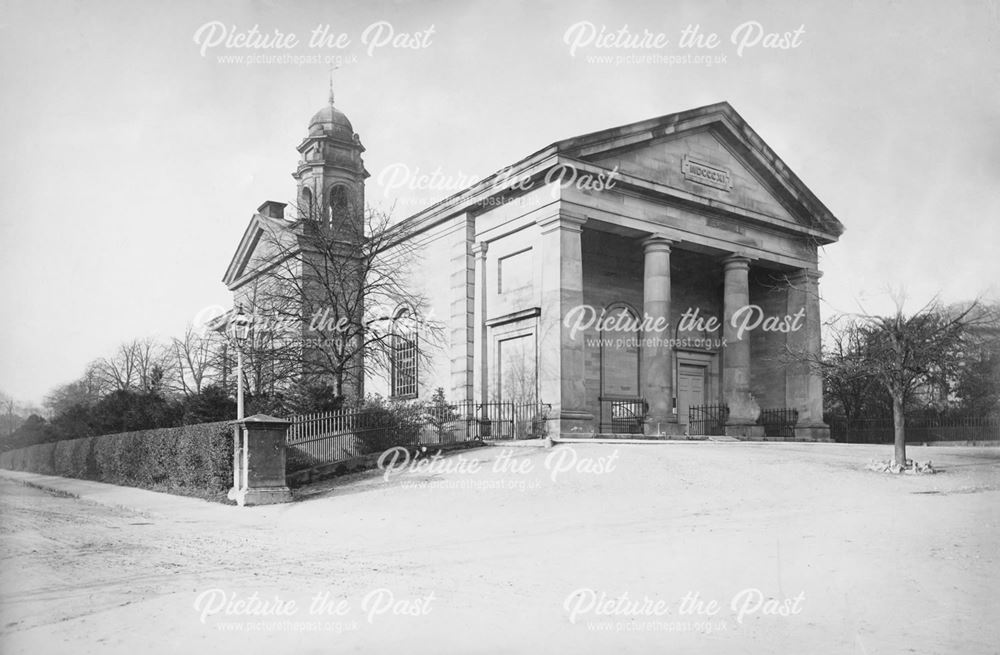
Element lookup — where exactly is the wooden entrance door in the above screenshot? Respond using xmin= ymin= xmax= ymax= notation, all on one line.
xmin=677 ymin=365 xmax=706 ymax=426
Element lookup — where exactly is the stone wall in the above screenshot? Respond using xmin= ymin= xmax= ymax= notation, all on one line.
xmin=364 ymin=214 xmax=470 ymax=401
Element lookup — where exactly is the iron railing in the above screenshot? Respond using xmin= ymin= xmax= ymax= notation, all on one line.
xmin=598 ymin=397 xmax=647 ymax=434
xmin=828 ymin=416 xmax=1000 ymax=444
xmin=285 ymin=406 xmax=424 ymax=471
xmin=453 ymin=400 xmax=552 ymax=441
xmin=285 ymin=400 xmax=551 ymax=472
xmin=287 ymin=409 xmax=363 ymax=442
xmin=757 ymin=408 xmax=799 ymax=439
xmin=688 ymin=404 xmax=729 ymax=436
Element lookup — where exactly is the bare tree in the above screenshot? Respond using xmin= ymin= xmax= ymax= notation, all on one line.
xmin=0 ymin=391 xmax=20 ymax=438
xmin=239 ymin=202 xmax=442 ymax=401
xmin=171 ymin=326 xmax=222 ymax=396
xmin=821 ymin=317 xmax=886 ymax=423
xmin=95 ymin=342 xmax=137 ymax=392
xmin=798 ymin=295 xmax=987 ymax=465
xmin=870 ymin=299 xmax=982 ymax=464
xmin=133 ymin=337 xmax=173 ymax=393
xmin=951 ymin=301 xmax=1000 ymax=416
xmin=95 ymin=338 xmax=174 ymax=394
xmin=44 ymin=363 xmax=106 ymax=416
xmin=231 ymin=276 xmax=304 ymax=399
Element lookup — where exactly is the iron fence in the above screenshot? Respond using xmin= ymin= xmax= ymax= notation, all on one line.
xmin=828 ymin=416 xmax=1000 ymax=444
xmin=598 ymin=397 xmax=647 ymax=434
xmin=285 ymin=406 xmax=424 ymax=471
xmin=284 ymin=400 xmax=551 ymax=473
xmin=688 ymin=404 xmax=729 ymax=436
xmin=287 ymin=409 xmax=363 ymax=442
xmin=286 ymin=429 xmax=364 ymax=466
xmin=757 ymin=408 xmax=799 ymax=439
xmin=452 ymin=400 xmax=552 ymax=441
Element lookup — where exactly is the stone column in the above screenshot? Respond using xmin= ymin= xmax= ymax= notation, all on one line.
xmin=722 ymin=255 xmax=762 ymax=437
xmin=537 ymin=214 xmax=593 ymax=437
xmin=786 ymin=269 xmax=830 ymax=441
xmin=641 ymin=236 xmax=677 ymax=436
xmin=232 ymin=414 xmax=293 ymax=506
xmin=472 ymin=241 xmax=489 ymax=406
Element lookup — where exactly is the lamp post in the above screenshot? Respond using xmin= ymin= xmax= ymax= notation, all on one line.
xmin=226 ymin=305 xmax=251 ymax=502
xmin=228 ymin=305 xmax=251 ymax=419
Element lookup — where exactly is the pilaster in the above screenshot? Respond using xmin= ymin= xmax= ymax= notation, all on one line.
xmin=537 ymin=213 xmax=594 ymax=437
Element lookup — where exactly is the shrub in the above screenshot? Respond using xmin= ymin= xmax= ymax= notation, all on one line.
xmin=425 ymin=387 xmax=459 ymax=442
xmin=181 ymin=385 xmax=237 ymax=425
xmin=354 ymin=396 xmax=425 ymax=455
xmin=4 ymin=414 xmax=58 ymax=451
xmin=287 ymin=382 xmax=345 ymax=415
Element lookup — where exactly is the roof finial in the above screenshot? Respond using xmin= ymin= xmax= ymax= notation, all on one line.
xmin=328 ymin=63 xmax=339 ymax=106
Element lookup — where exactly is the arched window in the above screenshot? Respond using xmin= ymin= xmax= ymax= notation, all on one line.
xmin=300 ymin=187 xmax=314 ymax=220
xmin=600 ymin=303 xmax=641 ymax=398
xmin=390 ymin=307 xmax=418 ymax=398
xmin=328 ymin=185 xmax=350 ymax=227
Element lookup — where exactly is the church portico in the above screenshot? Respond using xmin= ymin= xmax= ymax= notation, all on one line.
xmin=577 ymin=224 xmax=791 ymax=436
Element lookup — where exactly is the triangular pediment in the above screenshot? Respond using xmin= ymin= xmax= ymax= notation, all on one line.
xmin=222 ymin=214 xmax=300 ymax=289
xmin=589 ymin=129 xmax=799 ymax=224
xmin=553 ymin=102 xmax=843 ymax=240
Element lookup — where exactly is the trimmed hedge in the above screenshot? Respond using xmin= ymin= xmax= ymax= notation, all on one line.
xmin=0 ymin=421 xmax=233 ymax=500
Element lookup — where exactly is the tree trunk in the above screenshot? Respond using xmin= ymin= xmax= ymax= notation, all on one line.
xmin=892 ymin=393 xmax=906 ymax=466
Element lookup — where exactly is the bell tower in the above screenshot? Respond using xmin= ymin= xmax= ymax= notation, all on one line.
xmin=292 ymin=86 xmax=368 ymax=238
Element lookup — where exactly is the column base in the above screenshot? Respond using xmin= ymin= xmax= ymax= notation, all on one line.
xmin=794 ymin=423 xmax=831 ymax=442
xmin=554 ymin=410 xmax=595 ymax=438
xmin=643 ymin=418 xmax=685 ymax=437
xmin=725 ymin=423 xmax=765 ymax=439
xmin=235 ymin=486 xmax=293 ymax=506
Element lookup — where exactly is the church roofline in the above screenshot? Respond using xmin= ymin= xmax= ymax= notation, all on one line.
xmin=386 ymin=101 xmax=844 ymax=243
xmin=221 ymin=212 xmax=302 ymax=289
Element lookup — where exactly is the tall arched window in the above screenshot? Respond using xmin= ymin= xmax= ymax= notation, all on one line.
xmin=600 ymin=303 xmax=641 ymax=398
xmin=390 ymin=307 xmax=418 ymax=398
xmin=329 ymin=185 xmax=350 ymax=227
xmin=300 ymin=187 xmax=314 ymax=220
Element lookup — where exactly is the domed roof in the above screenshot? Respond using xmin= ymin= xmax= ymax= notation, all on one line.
xmin=308 ymin=100 xmax=353 ymax=136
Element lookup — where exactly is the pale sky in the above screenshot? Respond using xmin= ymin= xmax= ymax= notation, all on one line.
xmin=1 ymin=0 xmax=998 ymax=404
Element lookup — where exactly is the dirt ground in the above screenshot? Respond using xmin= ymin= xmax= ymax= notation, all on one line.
xmin=1 ymin=442 xmax=998 ymax=654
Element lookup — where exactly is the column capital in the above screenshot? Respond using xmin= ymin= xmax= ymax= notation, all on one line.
xmin=537 ymin=213 xmax=587 ymax=234
xmin=787 ymin=268 xmax=823 ymax=285
xmin=722 ymin=253 xmax=752 ymax=272
xmin=641 ymin=234 xmax=676 ymax=253
xmin=472 ymin=241 xmax=489 ymax=257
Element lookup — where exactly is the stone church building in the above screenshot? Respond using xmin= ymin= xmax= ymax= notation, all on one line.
xmin=223 ymin=95 xmax=843 ymax=440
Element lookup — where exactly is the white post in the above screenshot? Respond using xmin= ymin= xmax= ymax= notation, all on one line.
xmin=236 ymin=347 xmax=245 ymax=421
xmin=230 ymin=345 xmax=246 ymax=500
